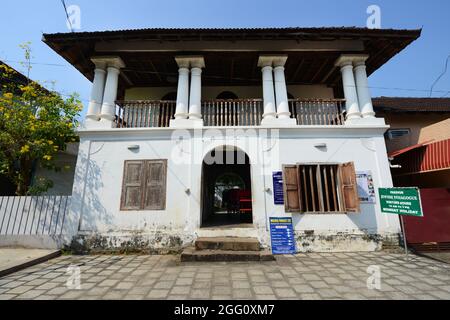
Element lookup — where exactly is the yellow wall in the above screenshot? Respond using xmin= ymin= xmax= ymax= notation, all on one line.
xmin=383 ymin=113 xmax=450 ymax=153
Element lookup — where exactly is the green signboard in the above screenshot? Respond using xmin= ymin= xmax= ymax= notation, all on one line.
xmin=379 ymin=188 xmax=423 ymax=217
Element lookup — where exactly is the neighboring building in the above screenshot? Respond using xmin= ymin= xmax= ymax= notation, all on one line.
xmin=0 ymin=61 xmax=77 ymax=196
xmin=373 ymin=97 xmax=450 ymax=188
xmin=43 ymin=27 xmax=421 ymax=253
xmin=374 ymin=97 xmax=450 ymax=251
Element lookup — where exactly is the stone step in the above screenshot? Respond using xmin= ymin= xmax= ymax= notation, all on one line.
xmin=181 ymin=247 xmax=275 ymax=262
xmin=195 ymin=237 xmax=260 ymax=251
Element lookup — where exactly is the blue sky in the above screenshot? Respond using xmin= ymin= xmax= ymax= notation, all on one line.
xmin=1 ymin=0 xmax=450 ymax=112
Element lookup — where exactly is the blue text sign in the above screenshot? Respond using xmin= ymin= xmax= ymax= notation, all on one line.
xmin=269 ymin=217 xmax=296 ymax=254
xmin=272 ymin=171 xmax=284 ymax=205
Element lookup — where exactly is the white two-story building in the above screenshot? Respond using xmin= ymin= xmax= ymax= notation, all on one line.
xmin=43 ymin=27 xmax=421 ymax=254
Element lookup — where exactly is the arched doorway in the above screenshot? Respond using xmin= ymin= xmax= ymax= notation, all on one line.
xmin=201 ymin=146 xmax=253 ymax=227
xmin=216 ymin=91 xmax=238 ymax=100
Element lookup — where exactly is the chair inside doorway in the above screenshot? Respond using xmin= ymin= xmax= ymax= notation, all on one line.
xmin=201 ymin=147 xmax=253 ymax=228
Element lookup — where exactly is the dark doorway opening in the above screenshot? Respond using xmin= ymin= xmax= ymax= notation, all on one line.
xmin=201 ymin=147 xmax=253 ymax=228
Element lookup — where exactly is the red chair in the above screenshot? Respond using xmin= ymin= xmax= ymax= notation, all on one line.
xmin=238 ymin=190 xmax=252 ymax=221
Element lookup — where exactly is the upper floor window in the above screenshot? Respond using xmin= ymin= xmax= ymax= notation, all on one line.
xmin=216 ymin=91 xmax=238 ymax=100
xmin=386 ymin=129 xmax=410 ymax=140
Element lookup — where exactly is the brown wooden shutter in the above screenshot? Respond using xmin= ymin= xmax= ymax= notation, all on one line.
xmin=143 ymin=160 xmax=167 ymax=210
xmin=339 ymin=162 xmax=360 ymax=213
xmin=121 ymin=160 xmax=145 ymax=210
xmin=283 ymin=165 xmax=302 ymax=213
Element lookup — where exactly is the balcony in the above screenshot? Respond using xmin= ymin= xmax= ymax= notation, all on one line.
xmin=115 ymin=98 xmax=346 ymax=128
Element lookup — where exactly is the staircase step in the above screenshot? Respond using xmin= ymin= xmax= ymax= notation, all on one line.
xmin=195 ymin=237 xmax=260 ymax=251
xmin=181 ymin=247 xmax=275 ymax=262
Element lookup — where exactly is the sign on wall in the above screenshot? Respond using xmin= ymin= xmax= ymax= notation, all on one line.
xmin=356 ymin=171 xmax=376 ymax=203
xmin=379 ymin=188 xmax=424 ymax=217
xmin=269 ymin=217 xmax=296 ymax=254
xmin=272 ymin=171 xmax=284 ymax=205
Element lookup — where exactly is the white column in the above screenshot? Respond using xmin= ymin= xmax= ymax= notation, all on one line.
xmin=100 ymin=57 xmax=125 ymax=125
xmin=189 ymin=67 xmax=202 ymax=120
xmin=335 ymin=56 xmax=361 ymax=121
xmin=261 ymin=66 xmax=277 ymax=121
xmin=273 ymin=59 xmax=291 ymax=120
xmin=86 ymin=60 xmax=106 ymax=122
xmin=100 ymin=67 xmax=121 ymax=122
xmin=174 ymin=67 xmax=190 ymax=120
xmin=258 ymin=56 xmax=277 ymax=124
xmin=354 ymin=59 xmax=375 ymax=118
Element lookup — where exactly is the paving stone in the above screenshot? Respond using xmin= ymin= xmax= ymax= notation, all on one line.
xmin=190 ymin=289 xmax=211 ymax=299
xmin=309 ymin=281 xmax=329 ymax=289
xmin=15 ymin=290 xmax=47 ymax=299
xmin=212 ymin=286 xmax=232 ymax=295
xmin=170 ymin=286 xmax=190 ymax=295
xmin=147 ymin=289 xmax=169 ymax=299
xmin=253 ymin=286 xmax=274 ymax=295
xmin=115 ymin=282 xmax=135 ymax=290
xmin=293 ymin=284 xmax=315 ymax=294
xmin=232 ymin=288 xmax=252 ymax=299
xmin=175 ymin=278 xmax=194 ymax=286
xmin=6 ymin=285 xmax=35 ymax=295
xmin=193 ymin=281 xmax=212 ymax=289
xmin=1 ymin=253 xmax=449 ymax=301
xmin=300 ymin=293 xmax=321 ymax=300
xmin=274 ymin=288 xmax=297 ymax=298
xmin=102 ymin=290 xmax=127 ymax=300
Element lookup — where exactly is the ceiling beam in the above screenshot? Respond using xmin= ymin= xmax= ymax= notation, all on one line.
xmin=95 ymin=39 xmax=364 ymax=53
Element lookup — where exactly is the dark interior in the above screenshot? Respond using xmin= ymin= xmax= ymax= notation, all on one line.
xmin=201 ymin=148 xmax=253 ymax=228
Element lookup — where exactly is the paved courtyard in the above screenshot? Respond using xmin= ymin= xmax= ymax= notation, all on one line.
xmin=0 ymin=252 xmax=449 ymax=300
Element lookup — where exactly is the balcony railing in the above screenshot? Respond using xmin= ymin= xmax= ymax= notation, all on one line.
xmin=115 ymin=98 xmax=346 ymax=128
xmin=116 ymin=100 xmax=176 ymax=128
xmin=289 ymin=99 xmax=346 ymax=126
xmin=202 ymin=99 xmax=264 ymax=126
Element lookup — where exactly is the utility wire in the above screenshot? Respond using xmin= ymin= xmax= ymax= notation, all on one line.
xmin=60 ymin=0 xmax=74 ymax=33
xmin=430 ymin=54 xmax=450 ymax=97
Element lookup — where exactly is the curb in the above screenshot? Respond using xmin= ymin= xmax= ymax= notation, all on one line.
xmin=0 ymin=250 xmax=62 ymax=278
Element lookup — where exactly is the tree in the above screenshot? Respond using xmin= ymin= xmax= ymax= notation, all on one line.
xmin=0 ymin=44 xmax=82 ymax=195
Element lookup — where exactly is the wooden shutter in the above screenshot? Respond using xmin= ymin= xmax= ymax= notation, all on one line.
xmin=143 ymin=160 xmax=167 ymax=210
xmin=121 ymin=161 xmax=145 ymax=210
xmin=338 ymin=162 xmax=360 ymax=213
xmin=283 ymin=165 xmax=302 ymax=213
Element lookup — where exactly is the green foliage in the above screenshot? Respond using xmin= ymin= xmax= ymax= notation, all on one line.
xmin=0 ymin=44 xmax=82 ymax=195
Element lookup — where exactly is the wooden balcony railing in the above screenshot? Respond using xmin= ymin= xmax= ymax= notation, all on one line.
xmin=202 ymin=99 xmax=264 ymax=126
xmin=289 ymin=99 xmax=346 ymax=126
xmin=115 ymin=98 xmax=346 ymax=128
xmin=115 ymin=100 xmax=176 ymax=128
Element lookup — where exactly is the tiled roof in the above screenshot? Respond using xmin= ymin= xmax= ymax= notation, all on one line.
xmin=373 ymin=97 xmax=450 ymax=112
xmin=43 ymin=26 xmax=422 ymax=39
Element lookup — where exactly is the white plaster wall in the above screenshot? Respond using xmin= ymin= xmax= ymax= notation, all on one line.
xmin=124 ymin=85 xmax=334 ymax=100
xmin=69 ymin=126 xmax=400 ymax=252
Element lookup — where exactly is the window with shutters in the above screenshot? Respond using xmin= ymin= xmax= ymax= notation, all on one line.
xmin=282 ymin=162 xmax=360 ymax=214
xmin=120 ymin=160 xmax=167 ymax=211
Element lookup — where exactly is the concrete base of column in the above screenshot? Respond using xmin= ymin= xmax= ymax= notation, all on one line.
xmin=345 ymin=116 xmax=386 ymax=126
xmin=261 ymin=117 xmax=297 ymax=127
xmin=362 ymin=111 xmax=376 ymax=118
xmin=170 ymin=118 xmax=204 ymax=128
